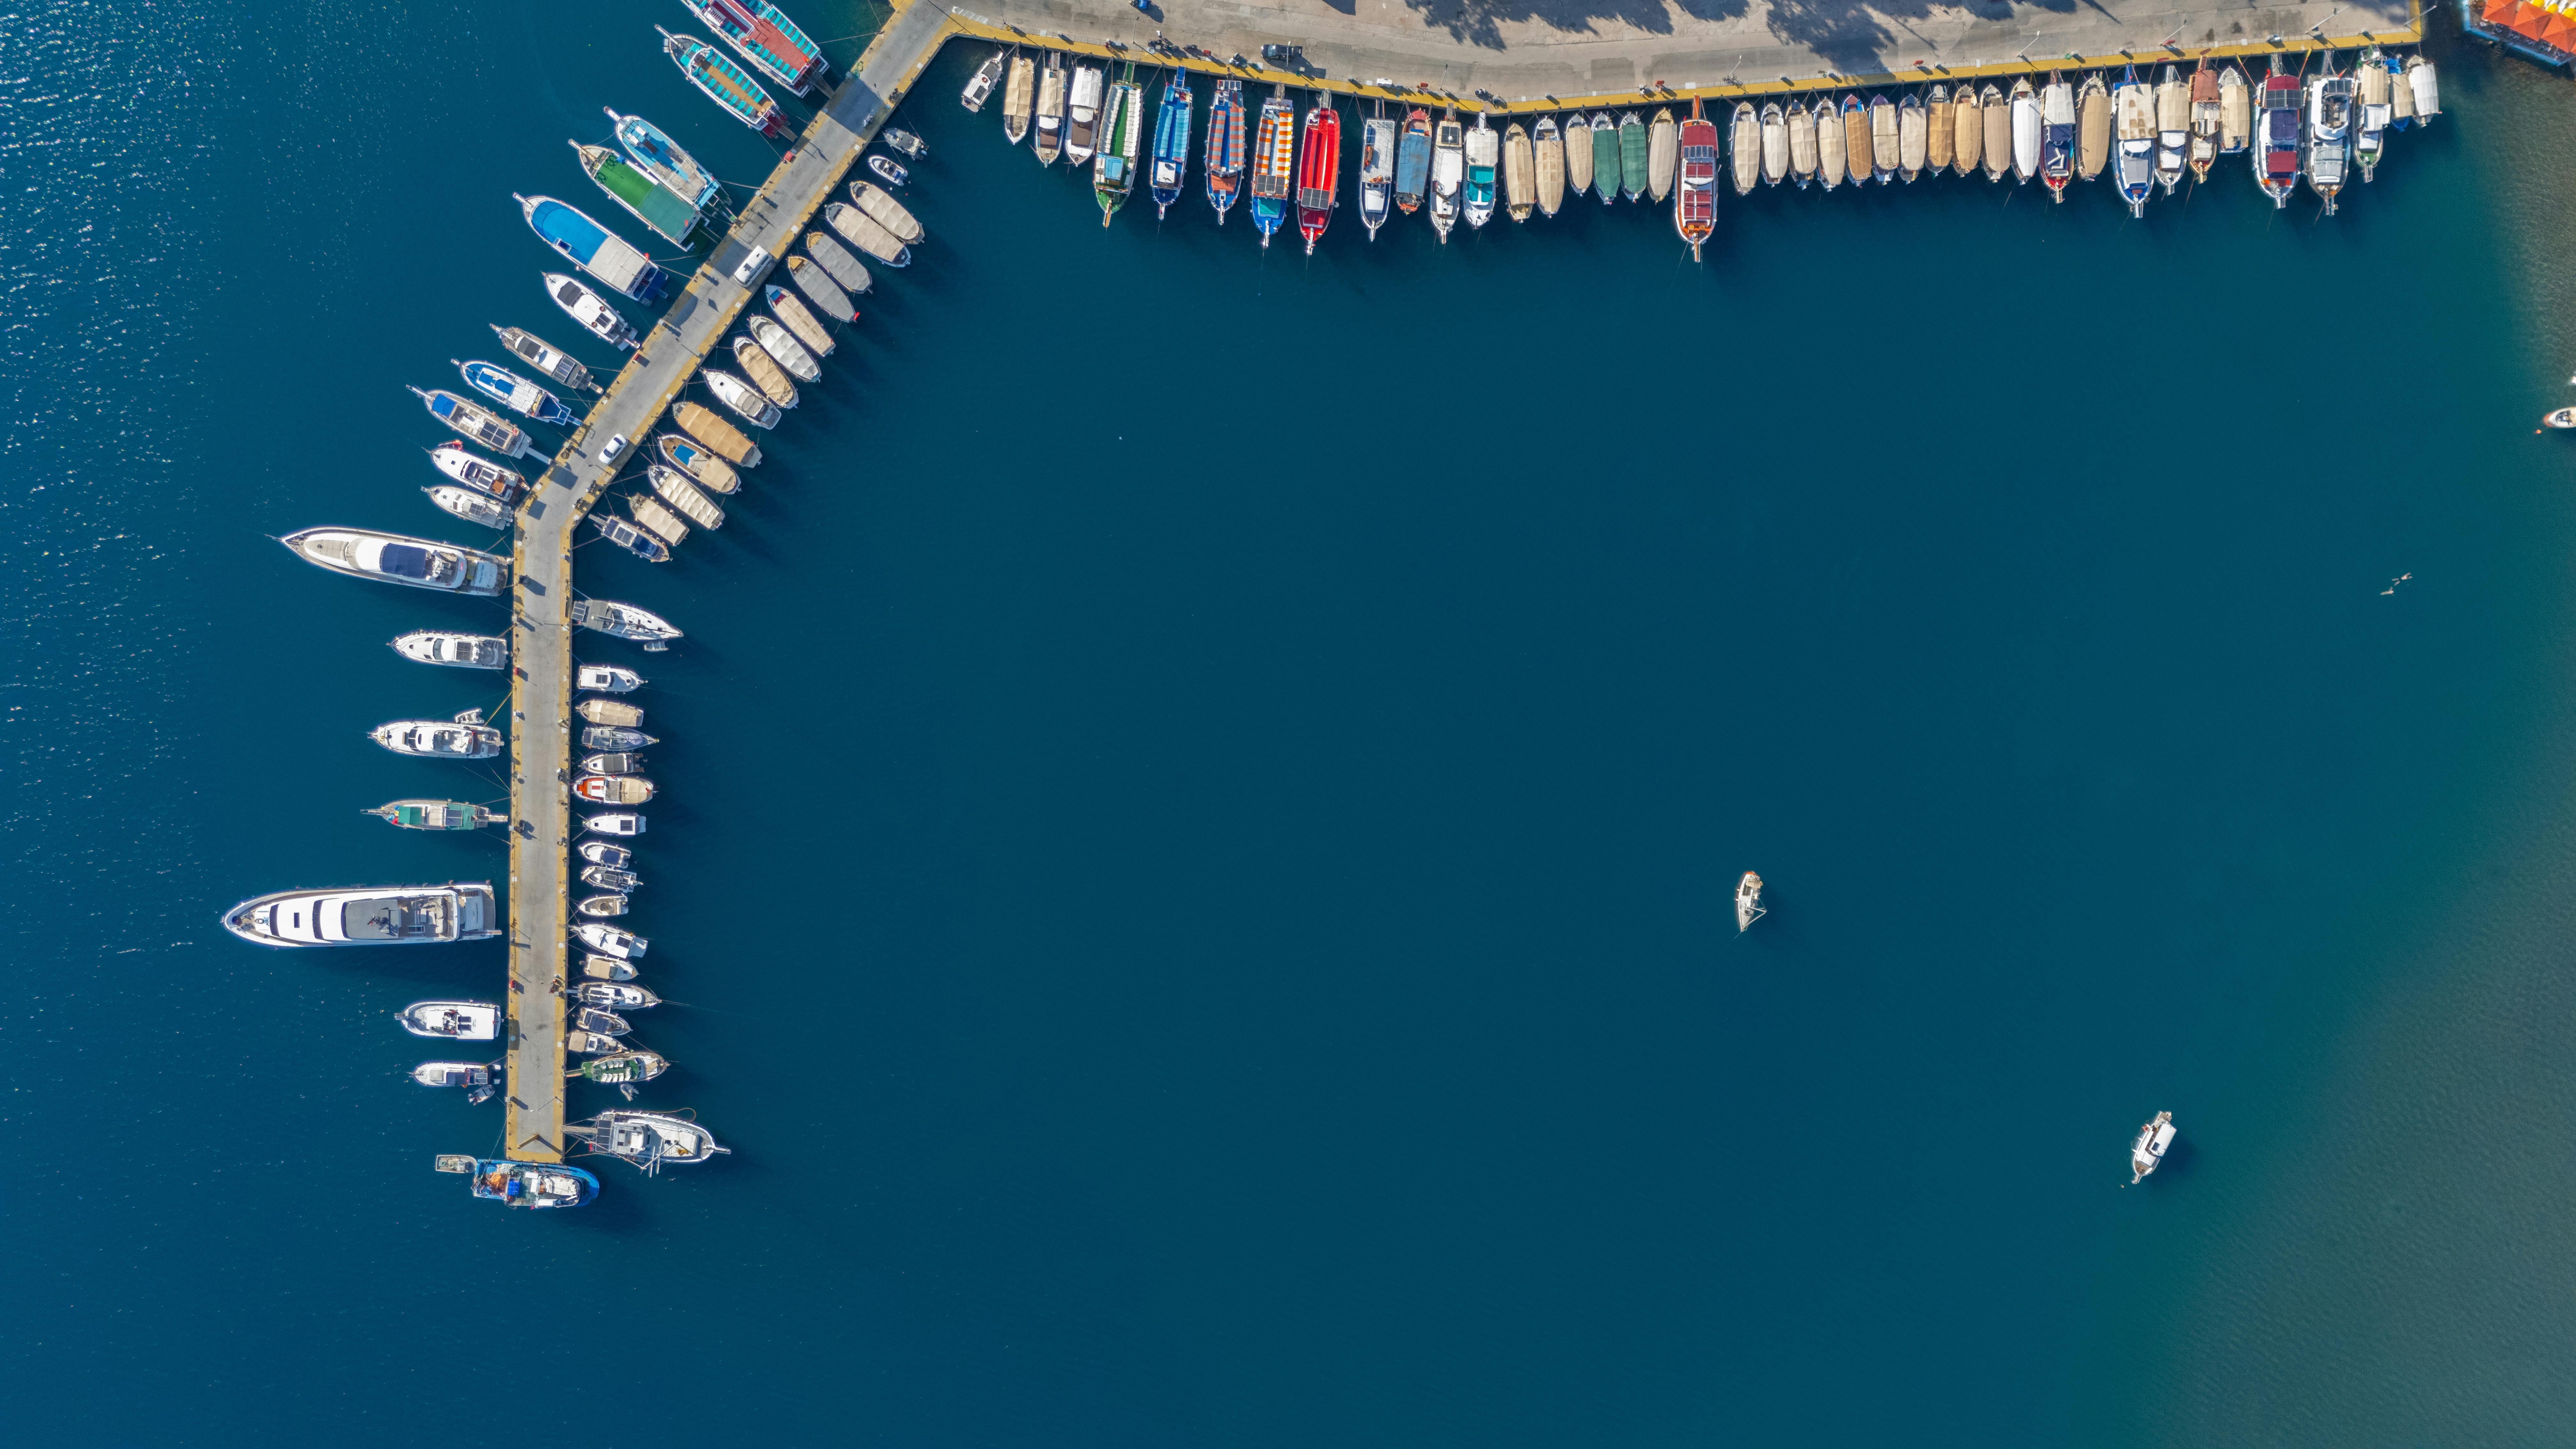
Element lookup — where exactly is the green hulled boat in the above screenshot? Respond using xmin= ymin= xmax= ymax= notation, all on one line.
xmin=1093 ymin=65 xmax=1145 ymax=226
xmin=367 ymin=799 xmax=505 ymax=831
xmin=574 ymin=1049 xmax=670 ymax=1086
xmin=1617 ymin=111 xmax=1649 ymax=201
xmin=571 ymin=142 xmax=704 ymax=248
xmin=1589 ymin=113 xmax=1622 ymax=203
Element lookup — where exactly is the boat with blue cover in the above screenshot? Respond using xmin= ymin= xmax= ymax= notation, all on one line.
xmin=606 ymin=108 xmax=719 ymax=210
xmin=409 ymin=385 xmax=534 ymax=458
xmin=1394 ymin=106 xmax=1431 ymax=213
xmin=456 ymin=359 xmax=575 ymax=426
xmin=658 ymin=25 xmax=786 ymax=137
xmin=681 ymin=0 xmax=826 ymax=95
xmin=1149 ymin=71 xmax=1192 ymax=219
xmin=515 ymin=194 xmax=671 ymax=304
xmin=1204 ymin=77 xmax=1246 ymax=223
xmin=465 ymin=1158 xmax=599 ymax=1209
xmin=571 ymin=141 xmax=704 ymax=248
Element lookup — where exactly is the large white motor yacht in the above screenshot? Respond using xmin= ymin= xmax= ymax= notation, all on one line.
xmin=221 ymin=883 xmax=497 ymax=947
xmin=399 ymin=1001 xmax=502 ymax=1040
xmin=372 ymin=711 xmax=503 ymax=758
xmin=281 ymin=528 xmax=505 ymax=595
xmin=392 ymin=630 xmax=508 ymax=669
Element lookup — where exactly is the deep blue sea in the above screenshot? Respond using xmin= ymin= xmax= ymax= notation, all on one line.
xmin=12 ymin=0 xmax=2576 ymax=1442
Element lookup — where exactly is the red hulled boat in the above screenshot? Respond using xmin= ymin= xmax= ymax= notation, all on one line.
xmin=1674 ymin=99 xmax=1718 ymax=261
xmin=1296 ymin=100 xmax=1341 ymax=255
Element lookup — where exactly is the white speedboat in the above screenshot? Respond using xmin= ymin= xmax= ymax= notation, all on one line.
xmin=703 ymin=369 xmax=780 ymax=429
xmin=583 ymin=811 xmax=646 ymax=836
xmin=425 ymin=484 xmax=510 ymax=530
xmin=576 ymin=893 xmax=630 ymax=918
xmin=582 ymin=952 xmax=639 ymax=981
xmin=372 ymin=710 xmax=502 ymax=759
xmin=575 ymin=921 xmax=649 ymax=959
xmin=221 ymin=882 xmax=497 ymax=947
xmin=574 ymin=980 xmax=658 ymax=1010
xmin=281 ymin=528 xmax=505 ymax=595
xmin=398 ymin=1000 xmax=502 ymax=1040
xmin=427 ymin=441 xmax=525 ymax=502
xmin=392 ymin=630 xmax=506 ymax=669
xmin=570 ymin=598 xmax=681 ymax=648
xmin=1735 ymin=871 xmax=1765 ymax=931
xmin=412 ymin=1060 xmax=499 ymax=1102
xmin=579 ymin=840 xmax=633 ymax=870
xmin=578 ymin=663 xmax=646 ymax=692
xmin=2130 ymin=1111 xmax=2176 ymax=1183
xmin=961 ymin=47 xmax=1004 ymax=111
xmin=544 ymin=272 xmax=638 ymax=350
xmin=576 ymin=774 xmax=656 ymax=805
xmin=571 ymin=1110 xmax=731 ymax=1174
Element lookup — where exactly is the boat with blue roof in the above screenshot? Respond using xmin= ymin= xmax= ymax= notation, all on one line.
xmin=659 ymin=25 xmax=787 ymax=137
xmin=456 ymin=359 xmax=575 ymax=426
xmin=1149 ymin=70 xmax=1192 ymax=219
xmin=1248 ymin=85 xmax=1293 ymax=247
xmin=1204 ymin=77 xmax=1246 ymax=223
xmin=463 ymin=1157 xmax=598 ymax=1209
xmin=683 ymin=0 xmax=826 ymax=95
xmin=516 ymin=194 xmax=671 ymax=304
xmin=606 ymin=108 xmax=719 ymax=210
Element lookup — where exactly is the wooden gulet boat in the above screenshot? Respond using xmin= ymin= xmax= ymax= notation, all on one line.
xmin=1296 ymin=95 xmax=1340 ymax=253
xmin=1360 ymin=102 xmax=1397 ymax=236
xmin=1674 ymin=99 xmax=1717 ymax=262
xmin=1204 ymin=77 xmax=1246 ymax=223
xmin=1092 ymin=65 xmax=1144 ymax=227
xmin=1249 ymin=85 xmax=1295 ymax=248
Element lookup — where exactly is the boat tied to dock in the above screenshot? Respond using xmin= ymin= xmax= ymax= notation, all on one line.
xmin=570 ymin=1110 xmax=730 ymax=1174
xmin=2040 ymin=73 xmax=2077 ymax=200
xmin=2113 ymin=68 xmax=2155 ymax=215
xmin=410 ymin=385 xmax=533 ymax=459
xmin=516 ymin=194 xmax=671 ymax=304
xmin=1299 ymin=95 xmax=1343 ymax=250
xmin=572 ymin=598 xmax=683 ymax=648
xmin=1147 ymin=70 xmax=1192 ymax=221
xmin=400 ymin=1000 xmax=503 ymax=1039
xmin=426 ymin=484 xmax=510 ymax=530
xmin=284 ymin=525 xmax=507 ymax=595
xmin=1360 ymin=101 xmax=1396 ymax=236
xmin=825 ymin=200 xmax=910 ymax=267
xmin=682 ymin=0 xmax=825 ymax=96
xmin=372 ymin=710 xmax=503 ymax=760
xmin=1066 ymin=61 xmax=1105 ymax=166
xmin=544 ymin=273 xmax=638 ymax=350
xmin=456 ymin=1157 xmax=597 ymax=1209
xmin=427 ymin=441 xmax=525 ymax=503
xmin=1033 ymin=51 xmax=1067 ymax=165
xmin=657 ymin=432 xmax=743 ymax=493
xmin=368 ymin=799 xmax=506 ymax=831
xmin=1729 ymin=101 xmax=1758 ymax=196
xmin=571 ymin=141 xmax=706 ymax=249
xmin=491 ymin=325 xmax=597 ymax=394
xmin=748 ymin=314 xmax=820 ymax=384
xmin=1619 ymin=110 xmax=1649 ymax=199
xmin=1205 ymin=77 xmax=1246 ymax=223
xmin=457 ymin=358 xmax=575 ymax=426
xmin=1428 ymin=108 xmax=1463 ymax=241
xmin=606 ymin=108 xmax=719 ymax=211
xmin=223 ymin=883 xmax=498 ymax=947
xmin=1461 ymin=109 xmax=1496 ymax=231
xmin=674 ymin=399 xmax=763 ymax=464
xmin=962 ymin=47 xmax=1005 ymax=113
xmin=1394 ymin=106 xmax=1432 ymax=213
xmin=1534 ymin=115 xmax=1565 ymax=215
xmin=1502 ymin=119 xmax=1534 ymax=224
xmin=1000 ymin=50 xmax=1035 ymax=143
xmin=2256 ymin=59 xmax=2301 ymax=207
xmin=394 ymin=628 xmax=507 ymax=669
xmin=1648 ymin=107 xmax=1678 ymax=199
xmin=658 ymin=26 xmax=787 ymax=137
xmin=1675 ymin=100 xmax=1717 ymax=261
xmin=786 ymin=253 xmax=855 ymax=322
xmin=1249 ymin=86 xmax=1295 ymax=248
xmin=2308 ymin=60 xmax=2355 ymax=214
xmin=1094 ymin=64 xmax=1145 ymax=226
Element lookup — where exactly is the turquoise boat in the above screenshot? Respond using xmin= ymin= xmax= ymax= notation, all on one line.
xmin=571 ymin=141 xmax=703 ymax=247
xmin=605 ymin=108 xmax=719 ymax=211
xmin=657 ymin=25 xmax=786 ymax=137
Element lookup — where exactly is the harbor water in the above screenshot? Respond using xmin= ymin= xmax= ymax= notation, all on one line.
xmin=16 ymin=1 xmax=2576 ymax=1441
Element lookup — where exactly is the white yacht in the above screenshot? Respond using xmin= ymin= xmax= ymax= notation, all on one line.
xmin=427 ymin=441 xmax=525 ymax=502
xmin=1735 ymin=871 xmax=1766 ymax=932
xmin=578 ymin=664 xmax=646 ymax=693
xmin=412 ymin=1060 xmax=499 ymax=1103
xmin=575 ymin=921 xmax=648 ymax=959
xmin=222 ymin=882 xmax=497 ymax=947
xmin=2130 ymin=1111 xmax=2176 ymax=1183
xmin=571 ymin=1110 xmax=730 ymax=1174
xmin=393 ymin=630 xmax=507 ymax=670
xmin=570 ymin=598 xmax=681 ymax=649
xmin=399 ymin=1001 xmax=502 ymax=1040
xmin=579 ymin=840 xmax=632 ymax=869
xmin=425 ymin=485 xmax=510 ymax=530
xmin=372 ymin=710 xmax=502 ymax=759
xmin=573 ymin=980 xmax=657 ymax=1010
xmin=281 ymin=528 xmax=505 ymax=595
xmin=583 ymin=811 xmax=646 ymax=837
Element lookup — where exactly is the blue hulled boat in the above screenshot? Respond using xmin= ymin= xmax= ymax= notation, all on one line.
xmin=515 ymin=194 xmax=671 ymax=304
xmin=468 ymin=1158 xmax=599 ymax=1209
xmin=1204 ymin=77 xmax=1246 ymax=223
xmin=1149 ymin=72 xmax=1193 ymax=219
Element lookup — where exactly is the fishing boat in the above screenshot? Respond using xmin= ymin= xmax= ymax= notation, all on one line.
xmin=748 ymin=314 xmax=818 ymax=385
xmin=283 ymin=526 xmax=506 ymax=595
xmin=1429 ymin=108 xmax=1465 ymax=241
xmin=222 ymin=884 xmax=497 ymax=947
xmin=490 ymin=326 xmax=595 ymax=394
xmin=571 ymin=141 xmax=703 ymax=247
xmin=1066 ymin=62 xmax=1105 ymax=165
xmin=570 ymin=1110 xmax=730 ymax=1174
xmin=426 ymin=484 xmax=510 ymax=530
xmin=409 ymin=386 xmax=533 ymax=459
xmin=464 ymin=1158 xmax=597 ymax=1209
xmin=1093 ymin=67 xmax=1145 ymax=226
xmin=581 ymin=811 xmax=645 ymax=836
xmin=372 ymin=712 xmax=503 ymax=760
xmin=2187 ymin=62 xmax=2221 ymax=181
xmin=582 ymin=725 xmax=656 ymax=751
xmin=2039 ymin=73 xmax=2076 ymax=201
xmin=1361 ymin=102 xmax=1397 ymax=235
xmin=629 ymin=493 xmax=691 ymax=548
xmin=1980 ymin=82 xmax=2011 ymax=181
xmin=2113 ymin=68 xmax=2155 ymax=215
xmin=1618 ymin=111 xmax=1649 ymax=200
xmin=581 ymin=955 xmax=639 ymax=986
xmin=401 ymin=1001 xmax=502 ymax=1039
xmin=2154 ymin=65 xmax=2189 ymax=194
xmin=2129 ymin=1111 xmax=2176 ymax=1183
xmin=574 ymin=893 xmax=628 ymax=919
xmin=658 ymin=27 xmax=787 ymax=137
xmin=572 ymin=597 xmax=683 ymax=647
xmin=1149 ymin=71 xmax=1193 ymax=219
xmin=1564 ymin=108 xmax=1594 ymax=198
xmin=1791 ymin=98 xmax=1821 ymax=188
xmin=576 ymin=698 xmax=645 ymax=728
xmin=516 ymin=194 xmax=670 ymax=304
xmin=2407 ymin=55 xmax=2439 ymax=123
xmin=1034 ymin=52 xmax=1067 ymax=165
xmin=1868 ymin=93 xmax=1897 ymax=183
xmin=868 ymin=154 xmax=908 ymax=187
xmin=2255 ymin=60 xmax=2300 ymax=207
xmin=579 ymin=752 xmax=646 ymax=780
xmin=392 ymin=629 xmax=506 ymax=669
xmin=2307 ymin=62 xmax=2353 ymax=215
xmin=1461 ymin=110 xmax=1497 ymax=230
xmin=457 ymin=359 xmax=574 ymax=426
xmin=575 ymin=921 xmax=648 ymax=959
xmin=823 ymin=202 xmax=909 ymax=267
xmin=682 ymin=0 xmax=825 ymax=95
xmin=2545 ymin=408 xmax=2576 ymax=429
xmin=1298 ymin=94 xmax=1343 ymax=248
xmin=803 ymin=231 xmax=871 ymax=295
xmin=765 ymin=287 xmax=834 ymax=360
xmin=677 ymin=395 xmax=764 ymax=461
xmin=1675 ymin=99 xmax=1717 ymax=262
xmin=2391 ymin=52 xmax=2415 ymax=129
xmin=427 ymin=441 xmax=524 ymax=503
xmin=1249 ymin=86 xmax=1296 ymax=247
xmin=1590 ymin=112 xmax=1621 ymax=205
xmin=1205 ymin=78 xmax=1247 ymax=222
xmin=1897 ymin=89 xmax=1927 ymax=181
xmin=1002 ymin=51 xmax=1035 ymax=143
xmin=1735 ymin=871 xmax=1765 ymax=931
xmin=847 ymin=180 xmax=923 ymax=244
xmin=578 ymin=1051 xmax=669 ymax=1092
xmin=704 ymin=369 xmax=780 ymax=429
xmin=730 ymin=336 xmax=797 ymax=409
xmin=591 ymin=511 xmax=670 ymax=562
xmin=1927 ymin=85 xmax=1953 ymax=175
xmin=886 ymin=127 xmax=924 ymax=158
xmin=2354 ymin=49 xmax=2391 ymax=181
xmin=962 ymin=47 xmax=1005 ymax=111
xmin=413 ymin=1059 xmax=498 ymax=1101
xmin=2220 ymin=64 xmax=2253 ymax=153
xmin=370 ymin=799 xmax=503 ymax=831
xmin=1951 ymin=84 xmax=1982 ymax=178
xmin=1729 ymin=101 xmax=1759 ymax=196
xmin=577 ymin=773 xmax=658 ymax=806
xmin=2008 ymin=78 xmax=2040 ymax=183
xmin=578 ymin=664 xmax=646 ymax=693
xmin=2076 ymin=72 xmax=2110 ymax=183
xmin=1814 ymin=96 xmax=1845 ymax=190
xmin=1502 ymin=120 xmax=1534 ymax=222
xmin=1395 ymin=106 xmax=1433 ymax=212
xmin=1534 ymin=115 xmax=1565 ymax=216
xmin=1646 ymin=107 xmax=1677 ymax=201
xmin=545 ymin=273 xmax=637 ymax=350
xmin=1761 ymin=101 xmax=1789 ymax=186
xmin=605 ymin=109 xmax=719 ymax=211
xmin=579 ymin=867 xmax=641 ymax=901
xmin=1842 ymin=94 xmax=1874 ymax=189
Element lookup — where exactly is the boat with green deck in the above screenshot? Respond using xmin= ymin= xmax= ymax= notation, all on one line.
xmin=1618 ymin=111 xmax=1649 ymax=202
xmin=367 ymin=799 xmax=506 ymax=831
xmin=1093 ymin=64 xmax=1145 ymax=225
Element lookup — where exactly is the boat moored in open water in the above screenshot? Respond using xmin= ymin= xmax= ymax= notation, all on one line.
xmin=572 ymin=598 xmax=681 ymax=648
xmin=1735 ymin=871 xmax=1765 ymax=931
xmin=2129 ymin=1111 xmax=2176 ymax=1183
xmin=222 ymin=883 xmax=498 ymax=947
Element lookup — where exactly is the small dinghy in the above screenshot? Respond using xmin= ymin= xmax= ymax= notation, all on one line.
xmin=544 ymin=273 xmax=639 ymax=350
xmin=656 ymin=433 xmax=740 ymax=495
xmin=428 ymin=441 xmax=525 ymax=502
xmin=571 ymin=1110 xmax=730 ymax=1173
xmin=577 ymin=773 xmax=657 ymax=805
xmin=580 ymin=863 xmax=641 ymax=893
xmin=581 ymin=952 xmax=639 ymax=981
xmin=580 ymin=751 xmax=646 ymax=776
xmin=425 ymin=485 xmax=510 ymax=530
xmin=786 ymin=254 xmax=856 ymax=324
xmin=575 ymin=921 xmax=648 ymax=958
xmin=582 ymin=811 xmax=646 ymax=837
xmin=399 ymin=1000 xmax=501 ymax=1040
xmin=464 ymin=1158 xmax=597 ymax=1209
xmin=579 ymin=840 xmax=634 ymax=869
xmin=885 ymin=127 xmax=926 ymax=158
xmin=411 ymin=1060 xmax=500 ymax=1102
xmin=590 ymin=511 xmax=671 ymax=562
xmin=392 ymin=630 xmax=506 ymax=669
xmin=823 ymin=202 xmax=910 ymax=266
xmin=2542 ymin=408 xmax=2576 ymax=429
xmin=577 ymin=663 xmax=646 ymax=693
xmin=801 ymin=232 xmax=873 ymax=296
xmin=581 ymin=724 xmax=656 ymax=751
xmin=868 ymin=154 xmax=908 ymax=186
xmin=1735 ymin=871 xmax=1766 ymax=931
xmin=703 ymin=369 xmax=781 ymax=429
xmin=749 ymin=314 xmax=821 ymax=383
xmin=732 ymin=335 xmax=799 ymax=409
xmin=650 ymin=465 xmax=725 ymax=529
xmin=372 ymin=712 xmax=502 ymax=759
xmin=575 ymin=893 xmax=630 ymax=918
xmin=575 ymin=980 xmax=659 ymax=1010
xmin=764 ymin=286 xmax=837 ymax=356
xmin=366 ymin=798 xmax=504 ymax=831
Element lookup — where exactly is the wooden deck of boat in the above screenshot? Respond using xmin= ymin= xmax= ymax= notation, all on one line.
xmin=499 ymin=0 xmax=960 ymax=1165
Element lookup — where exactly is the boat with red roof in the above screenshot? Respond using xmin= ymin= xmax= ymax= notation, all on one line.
xmin=681 ymin=0 xmax=826 ymax=95
xmin=1296 ymin=94 xmax=1339 ymax=255
xmin=1674 ymin=99 xmax=1717 ymax=261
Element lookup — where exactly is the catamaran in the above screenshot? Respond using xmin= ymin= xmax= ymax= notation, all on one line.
xmin=1297 ymin=95 xmax=1341 ymax=253
xmin=1461 ymin=110 xmax=1497 ymax=230
xmin=1674 ymin=99 xmax=1716 ymax=262
xmin=1429 ymin=108 xmax=1464 ymax=241
xmin=1394 ymin=107 xmax=1431 ymax=214
xmin=1204 ymin=77 xmax=1246 ymax=223
xmin=1359 ymin=101 xmax=1396 ymax=237
xmin=1148 ymin=71 xmax=1192 ymax=219
xmin=1249 ymin=85 xmax=1295 ymax=248
xmin=1093 ymin=66 xmax=1144 ymax=226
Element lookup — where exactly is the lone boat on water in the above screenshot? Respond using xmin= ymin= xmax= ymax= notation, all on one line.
xmin=1033 ymin=52 xmax=1067 ymax=165
xmin=284 ymin=526 xmax=506 ymax=594
xmin=1065 ymin=62 xmax=1105 ymax=166
xmin=1675 ymin=99 xmax=1717 ymax=261
xmin=657 ymin=27 xmax=787 ymax=138
xmin=1204 ymin=76 xmax=1246 ymax=222
xmin=1001 ymin=51 xmax=1035 ymax=143
xmin=1429 ymin=108 xmax=1465 ymax=240
xmin=490 ymin=326 xmax=594 ymax=394
xmin=410 ymin=386 xmax=533 ymax=459
xmin=1502 ymin=119 xmax=1534 ymax=222
xmin=1618 ymin=110 xmax=1649 ymax=200
xmin=1729 ymin=101 xmax=1759 ymax=196
xmin=1735 ymin=871 xmax=1765 ymax=931
xmin=1534 ymin=114 xmax=1565 ymax=215
xmin=2129 ymin=1111 xmax=2176 ymax=1184
xmin=604 ymin=109 xmax=718 ymax=211
xmin=2307 ymin=60 xmax=2353 ymax=216
xmin=1591 ymin=112 xmax=1621 ymax=204
xmin=2112 ymin=67 xmax=2155 ymax=216
xmin=544 ymin=273 xmax=637 ymax=350
xmin=1393 ymin=106 xmax=1432 ymax=213
xmin=1148 ymin=70 xmax=1192 ymax=219
xmin=516 ymin=194 xmax=670 ymax=304
xmin=1461 ymin=109 xmax=1497 ymax=230
xmin=681 ymin=0 xmax=825 ymax=95
xmin=2255 ymin=59 xmax=2301 ymax=209
xmin=571 ymin=141 xmax=704 ymax=248
xmin=1298 ymin=95 xmax=1342 ymax=251
xmin=962 ymin=47 xmax=1005 ymax=111
xmin=392 ymin=628 xmax=506 ymax=670
xmin=457 ymin=358 xmax=574 ymax=426
xmin=2154 ymin=64 xmax=2190 ymax=194
xmin=1248 ymin=85 xmax=1295 ymax=248
xmin=1360 ymin=101 xmax=1397 ymax=236
xmin=222 ymin=883 xmax=498 ymax=947
xmin=2040 ymin=72 xmax=2077 ymax=201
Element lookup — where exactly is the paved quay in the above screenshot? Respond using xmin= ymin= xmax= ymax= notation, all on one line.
xmin=499 ymin=0 xmax=962 ymax=1163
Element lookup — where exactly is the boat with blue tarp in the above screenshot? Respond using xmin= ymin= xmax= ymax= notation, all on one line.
xmin=515 ymin=194 xmax=671 ymax=303
xmin=659 ymin=25 xmax=787 ymax=137
xmin=606 ymin=108 xmax=720 ymax=210
xmin=456 ymin=359 xmax=575 ymax=426
xmin=465 ymin=1158 xmax=598 ymax=1208
xmin=1149 ymin=71 xmax=1192 ymax=219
